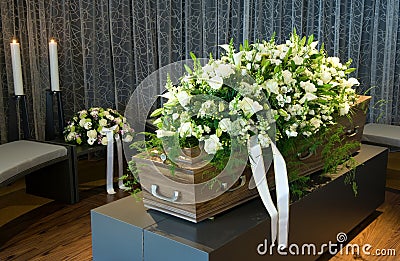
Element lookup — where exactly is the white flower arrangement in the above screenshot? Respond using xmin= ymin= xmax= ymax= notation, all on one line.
xmin=151 ymin=31 xmax=359 ymax=156
xmin=64 ymin=107 xmax=134 ymax=146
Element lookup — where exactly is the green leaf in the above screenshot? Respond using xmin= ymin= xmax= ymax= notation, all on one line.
xmin=307 ymin=34 xmax=314 ymax=45
xmin=300 ymin=36 xmax=306 ymax=47
xmin=184 ymin=64 xmax=192 ymax=74
xmin=150 ymin=108 xmax=163 ymax=118
xmin=345 ymin=68 xmax=356 ymax=74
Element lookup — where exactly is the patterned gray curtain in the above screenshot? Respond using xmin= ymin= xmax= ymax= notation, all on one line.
xmin=0 ymin=0 xmax=399 ymax=143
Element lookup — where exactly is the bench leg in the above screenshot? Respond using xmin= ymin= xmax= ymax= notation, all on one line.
xmin=25 ymin=158 xmax=78 ymax=204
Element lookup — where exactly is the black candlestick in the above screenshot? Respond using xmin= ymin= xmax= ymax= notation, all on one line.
xmin=8 ymin=94 xmax=31 ymax=141
xmin=45 ymin=89 xmax=65 ymax=140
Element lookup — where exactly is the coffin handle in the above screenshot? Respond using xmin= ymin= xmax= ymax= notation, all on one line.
xmin=346 ymin=125 xmax=359 ymax=137
xmin=297 ymin=150 xmax=313 ymax=161
xmin=151 ymin=184 xmax=180 ymax=202
xmin=221 ymin=175 xmax=246 ymax=192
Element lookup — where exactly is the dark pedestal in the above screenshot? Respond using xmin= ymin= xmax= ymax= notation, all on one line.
xmin=91 ymin=144 xmax=387 ymax=261
xmin=8 ymin=95 xmax=31 ymax=141
xmin=45 ymin=90 xmax=65 ymax=140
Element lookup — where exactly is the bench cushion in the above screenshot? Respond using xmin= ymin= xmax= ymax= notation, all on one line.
xmin=0 ymin=140 xmax=68 ymax=184
xmin=362 ymin=123 xmax=400 ymax=147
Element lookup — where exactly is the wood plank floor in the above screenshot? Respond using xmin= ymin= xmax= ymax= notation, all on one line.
xmin=0 ymin=151 xmax=399 ymax=260
xmin=0 ymin=186 xmax=128 ymax=260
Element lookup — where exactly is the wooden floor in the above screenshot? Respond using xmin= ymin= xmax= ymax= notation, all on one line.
xmin=0 ymin=152 xmax=399 ymax=260
xmin=0 ymin=186 xmax=128 ymax=260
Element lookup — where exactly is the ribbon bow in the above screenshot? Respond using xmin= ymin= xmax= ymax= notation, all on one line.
xmin=101 ymin=126 xmax=126 ymax=194
xmin=248 ymin=135 xmax=290 ymax=248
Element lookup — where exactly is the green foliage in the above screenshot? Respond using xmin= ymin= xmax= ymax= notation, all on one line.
xmin=120 ymin=160 xmax=141 ymax=198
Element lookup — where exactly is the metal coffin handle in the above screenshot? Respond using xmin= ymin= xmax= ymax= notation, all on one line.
xmin=297 ymin=150 xmax=313 ymax=161
xmin=346 ymin=125 xmax=359 ymax=137
xmin=151 ymin=184 xmax=180 ymax=203
xmin=221 ymin=175 xmax=246 ymax=192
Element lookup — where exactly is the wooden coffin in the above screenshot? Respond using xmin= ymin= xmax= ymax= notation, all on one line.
xmin=134 ymin=149 xmax=259 ymax=223
xmin=134 ymin=95 xmax=370 ymax=223
xmin=281 ymin=95 xmax=371 ymax=179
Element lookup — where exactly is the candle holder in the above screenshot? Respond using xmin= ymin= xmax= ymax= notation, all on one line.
xmin=45 ymin=89 xmax=65 ymax=140
xmin=8 ymin=94 xmax=31 ymax=141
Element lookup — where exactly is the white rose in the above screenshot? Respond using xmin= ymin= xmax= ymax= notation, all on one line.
xmin=310 ymin=118 xmax=322 ymax=130
xmin=282 ymin=70 xmax=294 ymax=85
xmin=101 ymin=137 xmax=108 ymax=145
xmin=122 ymin=134 xmax=133 ymax=143
xmin=215 ymin=64 xmax=234 ymax=78
xmin=265 ymin=79 xmax=279 ymax=94
xmin=99 ymin=118 xmax=108 ymax=126
xmin=178 ymin=122 xmax=193 ymax=137
xmin=203 ymin=134 xmax=222 ymax=155
xmin=87 ymin=129 xmax=97 ymax=139
xmin=239 ymin=97 xmax=263 ymax=117
xmin=177 ymin=91 xmax=191 ymax=107
xmin=320 ymin=71 xmax=332 ymax=84
xmin=106 ymin=114 xmax=115 ymax=121
xmin=79 ymin=119 xmax=86 ymax=127
xmin=219 ymin=118 xmax=232 ymax=132
xmin=292 ymin=55 xmax=304 ymax=65
xmin=327 ymin=57 xmax=340 ymax=67
xmin=300 ymin=80 xmax=317 ymax=93
xmin=83 ymin=121 xmax=92 ymax=130
xmin=114 ymin=118 xmax=122 ymax=124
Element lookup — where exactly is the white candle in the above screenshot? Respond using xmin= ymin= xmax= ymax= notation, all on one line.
xmin=10 ymin=40 xmax=24 ymax=95
xmin=49 ymin=39 xmax=60 ymax=91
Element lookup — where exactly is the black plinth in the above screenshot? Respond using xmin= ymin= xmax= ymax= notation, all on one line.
xmin=45 ymin=90 xmax=65 ymax=140
xmin=91 ymin=144 xmax=387 ymax=261
xmin=8 ymin=95 xmax=31 ymax=141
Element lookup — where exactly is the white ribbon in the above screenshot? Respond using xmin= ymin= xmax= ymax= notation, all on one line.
xmin=248 ymin=136 xmax=289 ymax=248
xmin=102 ymin=126 xmax=124 ymax=194
xmin=115 ymin=134 xmax=127 ymax=190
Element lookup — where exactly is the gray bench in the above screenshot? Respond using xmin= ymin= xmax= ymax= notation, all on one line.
xmin=0 ymin=140 xmax=78 ymax=204
xmin=362 ymin=123 xmax=400 ymax=151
